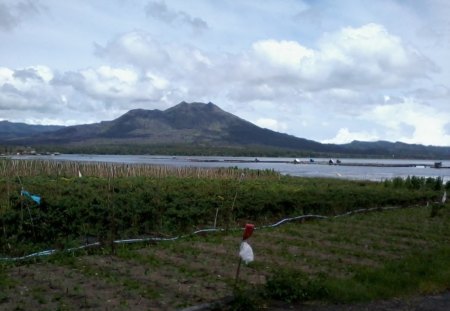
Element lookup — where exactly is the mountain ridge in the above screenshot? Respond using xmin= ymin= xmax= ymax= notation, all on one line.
xmin=1 ymin=102 xmax=449 ymax=158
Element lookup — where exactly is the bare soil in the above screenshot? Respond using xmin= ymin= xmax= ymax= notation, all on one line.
xmin=1 ymin=206 xmax=449 ymax=310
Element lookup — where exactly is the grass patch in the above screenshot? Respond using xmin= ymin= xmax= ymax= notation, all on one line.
xmin=266 ymin=270 xmax=329 ymax=302
xmin=264 ymin=246 xmax=450 ymax=304
xmin=330 ymin=246 xmax=450 ymax=302
xmin=0 ymin=264 xmax=16 ymax=290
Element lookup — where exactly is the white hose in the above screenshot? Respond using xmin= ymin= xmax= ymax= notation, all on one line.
xmin=0 ymin=205 xmax=411 ymax=261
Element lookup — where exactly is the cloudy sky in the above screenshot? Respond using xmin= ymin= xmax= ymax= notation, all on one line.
xmin=1 ymin=0 xmax=450 ymax=146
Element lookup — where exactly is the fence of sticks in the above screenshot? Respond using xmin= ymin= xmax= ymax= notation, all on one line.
xmin=0 ymin=158 xmax=280 ymax=180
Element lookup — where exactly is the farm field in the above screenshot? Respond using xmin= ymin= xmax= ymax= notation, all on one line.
xmin=1 ymin=205 xmax=449 ymax=310
xmin=1 ymin=159 xmax=449 ymax=310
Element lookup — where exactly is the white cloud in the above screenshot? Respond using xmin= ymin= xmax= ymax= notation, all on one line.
xmin=145 ymin=72 xmax=168 ymax=90
xmin=222 ymin=23 xmax=436 ymax=104
xmin=347 ymin=25 xmax=427 ymax=62
xmin=368 ymin=98 xmax=450 ymax=146
xmin=95 ymin=31 xmax=170 ymax=71
xmin=1 ymin=0 xmax=449 ymax=147
xmin=0 ymin=64 xmax=174 ymax=125
xmin=0 ymin=65 xmax=59 ymax=111
xmin=252 ymin=40 xmax=314 ymax=70
xmin=0 ymin=65 xmax=53 ymax=87
xmin=55 ymin=65 xmax=168 ymax=106
xmin=0 ymin=67 xmax=14 ymax=84
xmin=254 ymin=118 xmax=288 ymax=133
xmin=95 ymin=31 xmax=212 ymax=76
xmin=91 ymin=24 xmax=437 ymax=109
xmin=322 ymin=128 xmax=379 ymax=144
xmin=95 ymin=66 xmax=138 ymax=84
xmin=93 ymin=30 xmax=219 ymax=105
xmin=308 ymin=24 xmax=435 ymax=89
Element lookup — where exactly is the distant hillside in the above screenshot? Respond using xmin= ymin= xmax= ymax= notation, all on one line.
xmin=0 ymin=121 xmax=64 ymax=140
xmin=342 ymin=140 xmax=450 ymax=159
xmin=1 ymin=102 xmax=450 ymax=158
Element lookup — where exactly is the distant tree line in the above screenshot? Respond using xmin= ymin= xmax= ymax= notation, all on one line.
xmin=2 ymin=142 xmax=449 ymax=159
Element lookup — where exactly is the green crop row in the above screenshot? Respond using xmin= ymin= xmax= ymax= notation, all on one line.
xmin=1 ymin=169 xmax=446 ymax=257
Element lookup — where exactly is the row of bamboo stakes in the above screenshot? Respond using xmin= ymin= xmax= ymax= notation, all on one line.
xmin=0 ymin=159 xmax=280 ymax=180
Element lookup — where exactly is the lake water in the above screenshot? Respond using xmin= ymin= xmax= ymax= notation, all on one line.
xmin=11 ymin=154 xmax=450 ymax=182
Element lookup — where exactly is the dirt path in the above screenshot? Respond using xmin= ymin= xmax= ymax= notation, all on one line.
xmin=0 ymin=262 xmax=162 ymax=310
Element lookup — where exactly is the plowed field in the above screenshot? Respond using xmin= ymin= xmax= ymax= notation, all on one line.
xmin=1 ymin=205 xmax=449 ymax=310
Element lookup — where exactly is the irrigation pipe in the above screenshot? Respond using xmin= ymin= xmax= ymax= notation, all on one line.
xmin=0 ymin=204 xmax=427 ymax=262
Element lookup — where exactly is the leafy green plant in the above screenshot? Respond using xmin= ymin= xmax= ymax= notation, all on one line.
xmin=430 ymin=202 xmax=444 ymax=218
xmin=266 ymin=270 xmax=329 ymax=302
xmin=0 ymin=173 xmax=444 ymax=257
xmin=226 ymin=287 xmax=265 ymax=311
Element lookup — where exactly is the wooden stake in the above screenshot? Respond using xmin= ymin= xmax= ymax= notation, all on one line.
xmin=213 ymin=208 xmax=219 ymax=229
xmin=234 ymin=257 xmax=242 ymax=292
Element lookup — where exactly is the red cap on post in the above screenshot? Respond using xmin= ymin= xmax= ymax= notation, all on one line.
xmin=242 ymin=224 xmax=255 ymax=240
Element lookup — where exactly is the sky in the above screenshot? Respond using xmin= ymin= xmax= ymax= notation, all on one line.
xmin=1 ymin=0 xmax=450 ymax=146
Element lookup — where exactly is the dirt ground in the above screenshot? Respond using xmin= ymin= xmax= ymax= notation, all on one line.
xmin=2 ymin=206 xmax=449 ymax=310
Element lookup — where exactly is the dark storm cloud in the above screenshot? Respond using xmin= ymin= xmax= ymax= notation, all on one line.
xmin=0 ymin=0 xmax=43 ymax=31
xmin=13 ymin=68 xmax=43 ymax=82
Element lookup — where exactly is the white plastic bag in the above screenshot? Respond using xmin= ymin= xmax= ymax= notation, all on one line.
xmin=239 ymin=241 xmax=254 ymax=264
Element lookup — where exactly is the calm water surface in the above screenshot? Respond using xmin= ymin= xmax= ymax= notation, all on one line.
xmin=11 ymin=154 xmax=450 ymax=182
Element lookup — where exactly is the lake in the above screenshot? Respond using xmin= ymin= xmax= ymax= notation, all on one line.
xmin=10 ymin=154 xmax=450 ymax=182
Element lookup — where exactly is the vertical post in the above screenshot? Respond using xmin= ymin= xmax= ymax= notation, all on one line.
xmin=234 ymin=258 xmax=242 ymax=292
xmin=213 ymin=208 xmax=219 ymax=229
xmin=228 ymin=173 xmax=245 ymax=230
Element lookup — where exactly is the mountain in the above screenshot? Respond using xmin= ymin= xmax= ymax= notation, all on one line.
xmin=1 ymin=102 xmax=449 ymax=158
xmin=0 ymin=121 xmax=64 ymax=140
xmin=342 ymin=140 xmax=450 ymax=159
xmin=4 ymin=102 xmax=329 ymax=150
